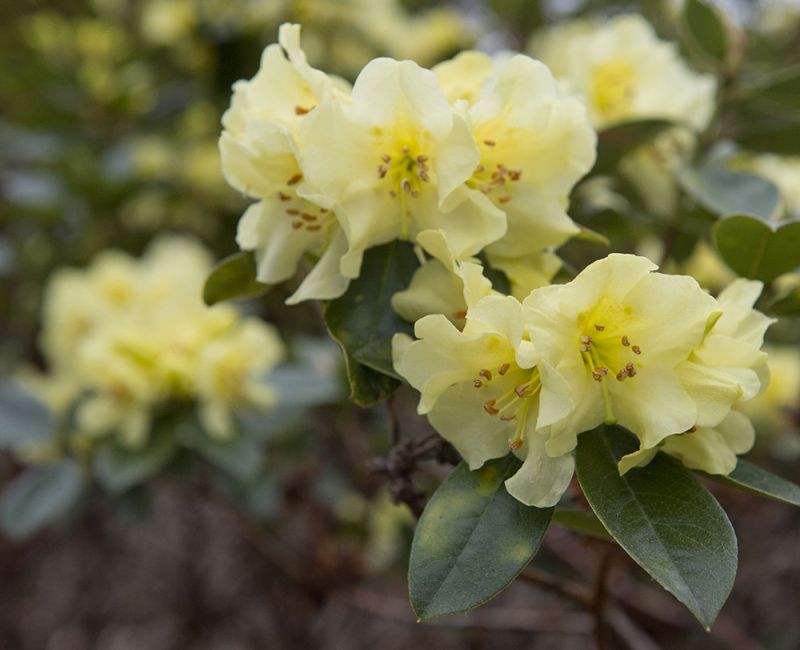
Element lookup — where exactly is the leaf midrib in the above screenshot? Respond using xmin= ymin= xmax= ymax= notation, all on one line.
xmin=593 ymin=433 xmax=706 ymax=619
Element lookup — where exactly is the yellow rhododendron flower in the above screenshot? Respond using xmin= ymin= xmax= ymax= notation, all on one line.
xmin=393 ymin=294 xmax=574 ymax=507
xmin=34 ymin=237 xmax=285 ymax=447
xmin=463 ymin=54 xmax=596 ymax=257
xmin=531 ymin=14 xmax=716 ymax=130
xmin=220 ymin=24 xmax=352 ymax=303
xmin=676 ymin=279 xmax=774 ymax=431
xmin=619 ymin=279 xmax=773 ymax=474
xmin=297 ymin=56 xmax=506 ymax=278
xmin=524 ymin=254 xmax=718 ymax=453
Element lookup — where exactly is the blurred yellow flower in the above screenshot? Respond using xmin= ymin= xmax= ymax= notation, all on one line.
xmin=34 ymin=237 xmax=285 ymax=447
xmin=531 ymin=14 xmax=716 ymax=130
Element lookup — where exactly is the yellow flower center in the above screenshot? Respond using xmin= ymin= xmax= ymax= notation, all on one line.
xmin=377 ymin=146 xmax=431 ymax=199
xmin=591 ymin=59 xmax=636 ymax=122
xmin=468 ymin=138 xmax=523 ymax=205
xmin=577 ymin=299 xmax=644 ymax=424
xmin=473 ymin=361 xmax=541 ymax=451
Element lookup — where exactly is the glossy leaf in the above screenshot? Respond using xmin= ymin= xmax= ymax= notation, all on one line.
xmin=203 ymin=251 xmax=268 ymax=306
xmin=0 ymin=460 xmax=85 ymax=540
xmin=340 ymin=352 xmax=401 ymax=407
xmin=680 ymin=0 xmax=729 ymax=67
xmin=0 ymin=382 xmax=52 ymax=448
xmin=93 ymin=428 xmax=177 ymax=493
xmin=324 ymin=241 xmax=418 ymax=405
xmin=552 ymin=508 xmax=612 ymax=541
xmin=679 ymin=164 xmax=781 ymax=220
xmin=576 ymin=425 xmax=737 ymax=629
xmin=707 ymin=459 xmax=800 ymax=507
xmin=713 ymin=215 xmax=800 ymax=282
xmin=409 ymin=456 xmax=552 ymax=621
xmin=594 ymin=120 xmax=673 ymax=173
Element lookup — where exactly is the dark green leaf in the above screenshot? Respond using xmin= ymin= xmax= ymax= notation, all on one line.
xmin=0 ymin=460 xmax=85 ymax=540
xmin=594 ymin=120 xmax=674 ymax=173
xmin=679 ymin=165 xmax=781 ymax=220
xmin=409 ymin=456 xmax=552 ymax=621
xmin=707 ymin=459 xmax=800 ymax=507
xmin=203 ymin=251 xmax=268 ymax=306
xmin=342 ymin=352 xmax=401 ymax=407
xmin=0 ymin=382 xmax=52 ymax=448
xmin=766 ymin=286 xmax=800 ymax=316
xmin=680 ymin=0 xmax=729 ymax=67
xmin=93 ymin=426 xmax=177 ymax=493
xmin=552 ymin=508 xmax=612 ymax=541
xmin=742 ymin=66 xmax=800 ymax=111
xmin=576 ymin=425 xmax=737 ymax=629
xmin=324 ymin=241 xmax=418 ymax=405
xmin=733 ymin=116 xmax=800 ymax=156
xmin=713 ymin=215 xmax=800 ymax=282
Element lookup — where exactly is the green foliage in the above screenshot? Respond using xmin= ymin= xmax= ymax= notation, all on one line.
xmin=576 ymin=425 xmax=737 ymax=628
xmin=203 ymin=251 xmax=268 ymax=306
xmin=680 ymin=0 xmax=730 ymax=68
xmin=713 ymin=215 xmax=800 ymax=282
xmin=324 ymin=241 xmax=419 ymax=405
xmin=708 ymin=460 xmax=800 ymax=507
xmin=679 ymin=164 xmax=782 ymax=220
xmin=743 ymin=66 xmax=800 ymax=113
xmin=593 ymin=119 xmax=674 ymax=173
xmin=408 ymin=456 xmax=552 ymax=621
xmin=0 ymin=460 xmax=85 ymax=540
xmin=0 ymin=382 xmax=52 ymax=449
xmin=732 ymin=114 xmax=800 ymax=156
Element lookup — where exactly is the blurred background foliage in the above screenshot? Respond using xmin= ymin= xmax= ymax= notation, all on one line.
xmin=1 ymin=0 xmax=799 ymax=648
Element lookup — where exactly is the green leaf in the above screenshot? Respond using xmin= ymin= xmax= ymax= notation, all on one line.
xmin=324 ymin=241 xmax=418 ymax=404
xmin=713 ymin=215 xmax=800 ymax=282
xmin=93 ymin=426 xmax=177 ymax=493
xmin=733 ymin=115 xmax=800 ymax=156
xmin=575 ymin=425 xmax=737 ymax=629
xmin=552 ymin=508 xmax=612 ymax=541
xmin=340 ymin=352 xmax=401 ymax=407
xmin=0 ymin=382 xmax=52 ymax=449
xmin=594 ymin=120 xmax=674 ymax=173
xmin=706 ymin=459 xmax=800 ymax=507
xmin=743 ymin=66 xmax=800 ymax=111
xmin=766 ymin=286 xmax=800 ymax=316
xmin=409 ymin=456 xmax=553 ymax=621
xmin=680 ymin=0 xmax=729 ymax=67
xmin=0 ymin=460 xmax=85 ymax=540
xmin=679 ymin=165 xmax=781 ymax=220
xmin=203 ymin=251 xmax=268 ymax=306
